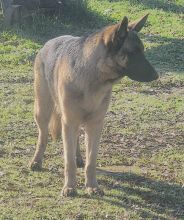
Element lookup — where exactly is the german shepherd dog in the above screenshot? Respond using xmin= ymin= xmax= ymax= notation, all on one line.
xmin=29 ymin=14 xmax=158 ymax=196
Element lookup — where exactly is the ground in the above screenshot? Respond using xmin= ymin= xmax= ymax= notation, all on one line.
xmin=0 ymin=0 xmax=184 ymax=219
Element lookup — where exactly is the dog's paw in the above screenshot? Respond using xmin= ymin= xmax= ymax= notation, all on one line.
xmin=76 ymin=157 xmax=84 ymax=168
xmin=61 ymin=187 xmax=77 ymax=197
xmin=86 ymin=187 xmax=104 ymax=196
xmin=29 ymin=160 xmax=42 ymax=171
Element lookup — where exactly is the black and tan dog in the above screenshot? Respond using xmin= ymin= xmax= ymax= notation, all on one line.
xmin=29 ymin=14 xmax=159 ymax=196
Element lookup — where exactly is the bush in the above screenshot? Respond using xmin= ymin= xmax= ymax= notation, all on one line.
xmin=62 ymin=0 xmax=89 ymax=20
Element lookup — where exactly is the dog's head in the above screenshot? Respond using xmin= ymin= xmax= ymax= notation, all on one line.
xmin=102 ymin=14 xmax=159 ymax=82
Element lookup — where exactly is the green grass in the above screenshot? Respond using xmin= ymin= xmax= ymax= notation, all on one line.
xmin=0 ymin=0 xmax=184 ymax=219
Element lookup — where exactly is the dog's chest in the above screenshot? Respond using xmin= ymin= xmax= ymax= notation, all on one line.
xmin=81 ymin=86 xmax=112 ymax=113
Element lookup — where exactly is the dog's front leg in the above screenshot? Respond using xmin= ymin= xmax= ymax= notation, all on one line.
xmin=85 ymin=120 xmax=104 ymax=196
xmin=61 ymin=121 xmax=79 ymax=197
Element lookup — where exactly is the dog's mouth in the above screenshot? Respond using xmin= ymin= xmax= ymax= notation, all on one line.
xmin=127 ymin=70 xmax=159 ymax=82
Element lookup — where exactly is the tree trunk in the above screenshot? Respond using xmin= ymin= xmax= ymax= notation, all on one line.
xmin=1 ymin=0 xmax=63 ymax=26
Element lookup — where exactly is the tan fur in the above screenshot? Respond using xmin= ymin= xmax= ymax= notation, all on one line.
xmin=49 ymin=109 xmax=61 ymax=140
xmin=29 ymin=15 xmax=158 ymax=196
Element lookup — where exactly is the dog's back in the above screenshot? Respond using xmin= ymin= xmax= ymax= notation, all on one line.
xmin=34 ymin=35 xmax=82 ymax=101
xmin=39 ymin=36 xmax=80 ymax=77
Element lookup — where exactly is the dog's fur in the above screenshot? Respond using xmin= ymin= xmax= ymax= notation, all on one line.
xmin=30 ymin=14 xmax=158 ymax=196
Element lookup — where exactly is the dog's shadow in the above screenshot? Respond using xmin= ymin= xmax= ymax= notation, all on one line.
xmin=82 ymin=168 xmax=184 ymax=219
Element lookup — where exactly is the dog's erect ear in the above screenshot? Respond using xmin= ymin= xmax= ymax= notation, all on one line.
xmin=103 ymin=16 xmax=128 ymax=50
xmin=128 ymin=14 xmax=149 ymax=32
xmin=114 ymin=16 xmax=128 ymax=40
xmin=112 ymin=16 xmax=128 ymax=49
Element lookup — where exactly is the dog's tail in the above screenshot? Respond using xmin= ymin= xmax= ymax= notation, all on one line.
xmin=49 ymin=109 xmax=61 ymax=141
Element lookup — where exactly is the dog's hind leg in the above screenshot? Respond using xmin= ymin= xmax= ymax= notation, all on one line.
xmin=49 ymin=109 xmax=61 ymax=141
xmin=29 ymin=56 xmax=53 ymax=171
xmin=76 ymin=137 xmax=84 ymax=168
xmin=49 ymin=109 xmax=84 ymax=168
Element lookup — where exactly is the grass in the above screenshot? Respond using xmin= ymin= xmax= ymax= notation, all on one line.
xmin=0 ymin=0 xmax=184 ymax=219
